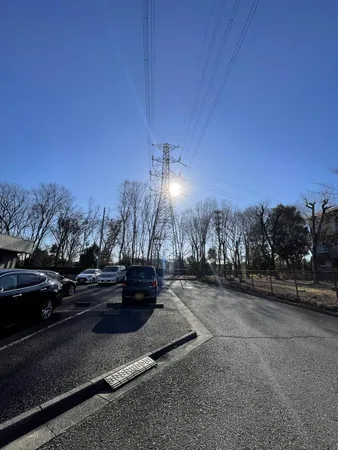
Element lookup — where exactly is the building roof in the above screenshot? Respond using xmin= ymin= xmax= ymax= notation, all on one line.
xmin=314 ymin=205 xmax=338 ymax=217
xmin=327 ymin=205 xmax=338 ymax=214
xmin=0 ymin=234 xmax=33 ymax=254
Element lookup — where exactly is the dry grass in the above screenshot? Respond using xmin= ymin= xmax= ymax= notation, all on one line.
xmin=204 ymin=275 xmax=338 ymax=312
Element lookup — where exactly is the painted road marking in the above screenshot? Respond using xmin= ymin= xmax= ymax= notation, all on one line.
xmin=0 ymin=299 xmax=110 ymax=353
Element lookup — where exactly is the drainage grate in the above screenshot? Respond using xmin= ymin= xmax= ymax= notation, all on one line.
xmin=104 ymin=357 xmax=157 ymax=390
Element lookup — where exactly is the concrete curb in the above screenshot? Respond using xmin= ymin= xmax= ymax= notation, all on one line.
xmin=0 ymin=331 xmax=197 ymax=448
xmin=150 ymin=331 xmax=197 ymax=360
xmin=200 ymin=279 xmax=338 ymax=319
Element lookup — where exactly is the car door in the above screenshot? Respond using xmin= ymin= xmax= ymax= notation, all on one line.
xmin=0 ymin=273 xmax=21 ymax=324
xmin=18 ymin=272 xmax=47 ymax=313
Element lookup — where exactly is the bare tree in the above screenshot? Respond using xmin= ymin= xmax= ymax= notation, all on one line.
xmin=213 ymin=202 xmax=232 ymax=275
xmin=51 ymin=205 xmax=83 ymax=266
xmin=305 ymin=198 xmax=330 ymax=281
xmin=28 ymin=183 xmax=73 ymax=252
xmin=117 ymin=181 xmax=132 ymax=262
xmin=238 ymin=207 xmax=256 ymax=269
xmin=79 ymin=198 xmax=100 ymax=255
xmin=129 ymin=181 xmax=146 ymax=263
xmin=253 ymin=202 xmax=284 ymax=273
xmin=183 ymin=199 xmax=216 ymax=277
xmin=0 ymin=183 xmax=30 ymax=237
xmin=100 ymin=217 xmax=121 ymax=265
xmin=227 ymin=210 xmax=243 ymax=277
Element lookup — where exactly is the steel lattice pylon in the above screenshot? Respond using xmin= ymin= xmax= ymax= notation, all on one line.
xmin=149 ymin=143 xmax=182 ymax=266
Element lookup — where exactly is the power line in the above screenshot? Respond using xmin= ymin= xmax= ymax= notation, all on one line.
xmin=186 ymin=177 xmax=255 ymax=206
xmin=142 ymin=0 xmax=155 ymax=172
xmin=187 ymin=0 xmax=260 ymax=169
xmin=183 ymin=164 xmax=282 ymax=204
xmin=183 ymin=0 xmax=241 ymax=163
xmin=150 ymin=0 xmax=155 ymax=134
xmin=179 ymin=0 xmax=216 ymax=158
xmin=180 ymin=0 xmax=227 ymax=159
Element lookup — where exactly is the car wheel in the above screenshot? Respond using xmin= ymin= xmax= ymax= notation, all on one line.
xmin=68 ymin=284 xmax=75 ymax=296
xmin=151 ymin=296 xmax=157 ymax=304
xmin=40 ymin=299 xmax=54 ymax=321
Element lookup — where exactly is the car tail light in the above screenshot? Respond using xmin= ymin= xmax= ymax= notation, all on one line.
xmin=152 ymin=280 xmax=157 ymax=287
xmin=123 ymin=280 xmax=127 ymax=286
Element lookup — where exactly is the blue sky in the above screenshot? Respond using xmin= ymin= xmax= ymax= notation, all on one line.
xmin=1 ymin=0 xmax=337 ymax=212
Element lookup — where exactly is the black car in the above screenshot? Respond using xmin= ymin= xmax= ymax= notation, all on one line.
xmin=39 ymin=270 xmax=76 ymax=297
xmin=0 ymin=269 xmax=63 ymax=326
xmin=122 ymin=265 xmax=158 ymax=305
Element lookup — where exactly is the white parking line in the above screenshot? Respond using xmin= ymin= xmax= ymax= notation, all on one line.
xmin=0 ymin=299 xmax=109 ymax=353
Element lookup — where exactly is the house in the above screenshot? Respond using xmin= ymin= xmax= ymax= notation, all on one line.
xmin=316 ymin=205 xmax=338 ymax=271
xmin=0 ymin=234 xmax=33 ymax=268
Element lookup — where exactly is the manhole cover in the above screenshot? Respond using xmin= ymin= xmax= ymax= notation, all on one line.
xmin=105 ymin=357 xmax=157 ymax=390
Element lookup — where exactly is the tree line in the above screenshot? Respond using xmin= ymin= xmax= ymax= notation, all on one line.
xmin=0 ymin=178 xmax=337 ymax=275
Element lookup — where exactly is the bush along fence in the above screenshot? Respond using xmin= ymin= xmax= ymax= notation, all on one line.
xmin=202 ymin=269 xmax=338 ymax=312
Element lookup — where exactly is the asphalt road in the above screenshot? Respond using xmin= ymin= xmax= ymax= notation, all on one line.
xmin=0 ymin=284 xmax=190 ymax=423
xmin=40 ymin=280 xmax=338 ymax=450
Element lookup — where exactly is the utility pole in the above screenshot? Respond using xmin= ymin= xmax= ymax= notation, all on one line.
xmin=149 ymin=143 xmax=185 ymax=269
xmin=97 ymin=207 xmax=106 ymax=269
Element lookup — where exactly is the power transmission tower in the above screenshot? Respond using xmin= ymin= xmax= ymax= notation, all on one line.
xmin=149 ymin=143 xmax=185 ymax=268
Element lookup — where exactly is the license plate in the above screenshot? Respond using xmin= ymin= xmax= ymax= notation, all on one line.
xmin=135 ymin=293 xmax=144 ymax=300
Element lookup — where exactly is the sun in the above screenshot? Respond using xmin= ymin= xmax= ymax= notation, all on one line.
xmin=169 ymin=183 xmax=181 ymax=197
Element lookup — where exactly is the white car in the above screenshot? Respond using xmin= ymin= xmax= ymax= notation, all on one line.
xmin=76 ymin=269 xmax=101 ymax=284
xmin=97 ymin=265 xmax=126 ymax=285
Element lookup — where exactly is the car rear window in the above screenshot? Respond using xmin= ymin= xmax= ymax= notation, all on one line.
xmin=102 ymin=267 xmax=118 ymax=272
xmin=127 ymin=267 xmax=155 ymax=279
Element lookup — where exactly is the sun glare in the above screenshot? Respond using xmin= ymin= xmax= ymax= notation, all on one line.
xmin=169 ymin=183 xmax=181 ymax=197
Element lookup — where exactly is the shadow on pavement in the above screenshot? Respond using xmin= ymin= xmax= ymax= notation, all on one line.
xmin=92 ymin=309 xmax=154 ymax=334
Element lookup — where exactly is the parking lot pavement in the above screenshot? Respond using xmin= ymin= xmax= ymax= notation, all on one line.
xmin=39 ymin=281 xmax=338 ymax=450
xmin=0 ymin=286 xmax=191 ymax=423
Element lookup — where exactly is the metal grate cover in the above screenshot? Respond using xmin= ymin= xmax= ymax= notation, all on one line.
xmin=104 ymin=357 xmax=157 ymax=390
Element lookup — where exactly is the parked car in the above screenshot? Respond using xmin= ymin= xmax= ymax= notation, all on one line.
xmin=155 ymin=268 xmax=164 ymax=289
xmin=39 ymin=270 xmax=76 ymax=296
xmin=76 ymin=269 xmax=101 ymax=284
xmin=0 ymin=269 xmax=63 ymax=325
xmin=122 ymin=265 xmax=158 ymax=305
xmin=97 ymin=265 xmax=126 ymax=285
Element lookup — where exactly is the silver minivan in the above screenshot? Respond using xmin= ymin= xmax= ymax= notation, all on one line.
xmin=97 ymin=265 xmax=126 ymax=284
